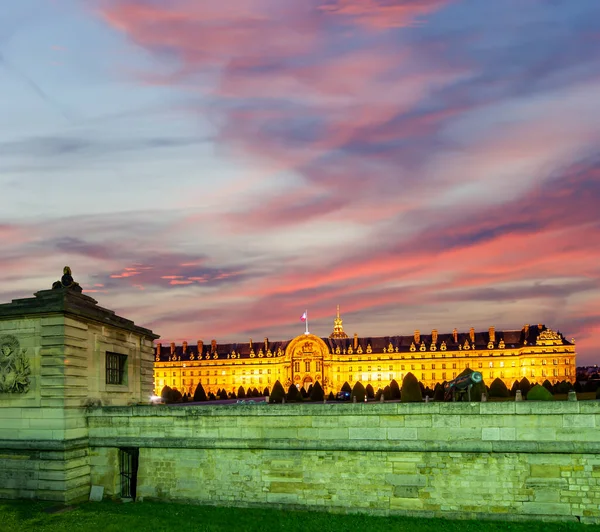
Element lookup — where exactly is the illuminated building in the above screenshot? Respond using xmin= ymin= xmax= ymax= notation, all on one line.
xmin=153 ymin=307 xmax=576 ymax=396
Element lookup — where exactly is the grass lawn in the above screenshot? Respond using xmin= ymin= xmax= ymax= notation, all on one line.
xmin=1 ymin=500 xmax=599 ymax=532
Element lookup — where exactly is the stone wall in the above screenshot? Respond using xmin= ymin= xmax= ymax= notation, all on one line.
xmin=88 ymin=401 xmax=600 ymax=523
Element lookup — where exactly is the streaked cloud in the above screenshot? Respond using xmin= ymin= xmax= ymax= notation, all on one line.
xmin=1 ymin=0 xmax=599 ymax=364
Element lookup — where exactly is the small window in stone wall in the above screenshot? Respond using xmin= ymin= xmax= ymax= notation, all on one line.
xmin=106 ymin=352 xmax=127 ymax=385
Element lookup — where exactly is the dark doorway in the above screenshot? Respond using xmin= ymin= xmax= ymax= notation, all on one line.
xmin=119 ymin=447 xmax=139 ymax=500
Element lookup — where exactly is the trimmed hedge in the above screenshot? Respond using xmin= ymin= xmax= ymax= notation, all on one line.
xmin=401 ymin=372 xmax=422 ymax=403
xmin=527 ymin=384 xmax=554 ymax=401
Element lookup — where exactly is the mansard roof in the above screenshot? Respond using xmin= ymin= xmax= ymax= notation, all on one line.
xmin=155 ymin=324 xmax=571 ymax=363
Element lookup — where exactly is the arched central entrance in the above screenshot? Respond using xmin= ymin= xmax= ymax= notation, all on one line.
xmin=284 ymin=334 xmax=329 ymax=393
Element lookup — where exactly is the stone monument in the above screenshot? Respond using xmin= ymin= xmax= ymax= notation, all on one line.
xmin=0 ymin=267 xmax=159 ymax=502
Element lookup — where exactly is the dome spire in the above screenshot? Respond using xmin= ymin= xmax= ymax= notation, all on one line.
xmin=329 ymin=305 xmax=348 ymax=339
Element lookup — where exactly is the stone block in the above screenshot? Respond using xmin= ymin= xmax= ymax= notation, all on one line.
xmin=521 ymin=502 xmax=571 ymax=515
xmin=390 ymin=496 xmax=424 ymax=510
xmin=482 ymin=428 xmax=500 ymax=441
xmin=89 ymin=485 xmax=104 ymax=501
xmin=563 ymin=415 xmax=595 ymax=428
xmin=387 ymin=428 xmax=418 ymax=440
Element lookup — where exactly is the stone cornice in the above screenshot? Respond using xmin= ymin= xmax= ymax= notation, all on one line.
xmin=0 ymin=288 xmax=159 ymax=340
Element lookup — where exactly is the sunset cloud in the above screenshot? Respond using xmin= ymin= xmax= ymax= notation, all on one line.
xmin=1 ymin=0 xmax=599 ymax=364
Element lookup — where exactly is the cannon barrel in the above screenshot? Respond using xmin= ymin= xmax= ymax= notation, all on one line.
xmin=445 ymin=371 xmax=483 ymax=391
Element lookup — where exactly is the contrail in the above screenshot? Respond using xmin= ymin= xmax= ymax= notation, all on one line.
xmin=0 ymin=9 xmax=75 ymax=123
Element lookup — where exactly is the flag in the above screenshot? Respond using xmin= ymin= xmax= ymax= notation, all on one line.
xmin=300 ymin=311 xmax=307 ymax=322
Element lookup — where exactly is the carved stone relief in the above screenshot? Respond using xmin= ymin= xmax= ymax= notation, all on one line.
xmin=0 ymin=334 xmax=31 ymax=393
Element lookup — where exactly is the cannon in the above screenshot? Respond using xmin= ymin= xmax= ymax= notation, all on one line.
xmin=444 ymin=371 xmax=483 ymax=402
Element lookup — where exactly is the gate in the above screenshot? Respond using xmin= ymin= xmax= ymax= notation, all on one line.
xmin=119 ymin=448 xmax=139 ymax=500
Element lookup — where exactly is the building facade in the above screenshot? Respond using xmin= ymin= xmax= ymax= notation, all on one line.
xmin=153 ymin=308 xmax=576 ymax=396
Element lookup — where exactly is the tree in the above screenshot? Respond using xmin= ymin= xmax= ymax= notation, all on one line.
xmin=306 ymin=385 xmax=313 ymax=397
xmin=229 ymin=391 xmax=237 ymax=399
xmin=270 ymin=380 xmax=285 ymax=403
xmin=542 ymin=379 xmax=553 ymax=393
xmin=237 ymin=386 xmax=246 ymax=399
xmin=193 ymin=382 xmax=207 ymax=402
xmin=171 ymin=389 xmax=183 ymax=403
xmin=287 ymin=384 xmax=301 ymax=402
xmin=401 ymin=373 xmax=422 ymax=403
xmin=389 ymin=379 xmax=401 ymax=399
xmin=519 ymin=377 xmax=531 ymax=398
xmin=182 ymin=393 xmax=188 ymax=403
xmin=351 ymin=381 xmax=366 ymax=402
xmin=510 ymin=380 xmax=520 ymax=397
xmin=310 ymin=381 xmax=325 ymax=401
xmin=596 ymin=386 xmax=600 ymax=400
xmin=263 ymin=387 xmax=270 ymax=397
xmin=583 ymin=380 xmax=599 ymax=393
xmin=556 ymin=380 xmax=573 ymax=394
xmin=489 ymin=378 xmax=509 ymax=398
xmin=383 ymin=385 xmax=392 ymax=400
xmin=160 ymin=385 xmax=172 ymax=403
xmin=375 ymin=388 xmax=383 ymax=401
xmin=341 ymin=381 xmax=352 ymax=394
xmin=365 ymin=383 xmax=375 ymax=399
xmin=328 ymin=391 xmax=335 ymax=401
xmin=252 ymin=387 xmax=261 ymax=397
xmin=219 ymin=389 xmax=228 ymax=400
xmin=433 ymin=382 xmax=445 ymax=401
xmin=208 ymin=392 xmax=216 ymax=400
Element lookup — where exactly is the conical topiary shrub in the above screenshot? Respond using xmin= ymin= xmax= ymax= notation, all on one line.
xmin=489 ymin=378 xmax=509 ymax=398
xmin=194 ymin=382 xmax=208 ymax=401
xmin=519 ymin=377 xmax=531 ymax=398
xmin=237 ymin=386 xmax=246 ymax=399
xmin=401 ymin=372 xmax=422 ymax=403
xmin=341 ymin=381 xmax=352 ymax=393
xmin=269 ymin=380 xmax=285 ymax=403
xmin=390 ymin=379 xmax=401 ymax=399
xmin=351 ymin=381 xmax=366 ymax=402
xmin=365 ymin=384 xmax=375 ymax=399
xmin=527 ymin=384 xmax=554 ymax=401
xmin=310 ymin=381 xmax=325 ymax=401
xmin=287 ymin=384 xmax=301 ymax=402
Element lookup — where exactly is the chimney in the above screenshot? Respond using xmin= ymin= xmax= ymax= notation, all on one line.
xmin=156 ymin=342 xmax=162 ymax=357
xmin=353 ymin=333 xmax=358 ymax=350
xmin=182 ymin=341 xmax=188 ymax=354
xmin=452 ymin=328 xmax=458 ymax=343
xmin=197 ymin=340 xmax=203 ymax=355
xmin=211 ymin=339 xmax=217 ymax=353
xmin=431 ymin=329 xmax=438 ymax=344
xmin=414 ymin=330 xmax=420 ymax=344
xmin=469 ymin=327 xmax=475 ymax=344
xmin=170 ymin=342 xmax=175 ymax=355
xmin=264 ymin=337 xmax=269 ymax=351
xmin=488 ymin=327 xmax=495 ymax=343
xmin=524 ymin=324 xmax=530 ymax=335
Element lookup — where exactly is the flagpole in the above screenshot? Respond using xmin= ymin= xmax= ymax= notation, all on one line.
xmin=305 ymin=309 xmax=309 ymax=335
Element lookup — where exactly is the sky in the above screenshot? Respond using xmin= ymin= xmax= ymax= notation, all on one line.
xmin=1 ymin=0 xmax=599 ymax=364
